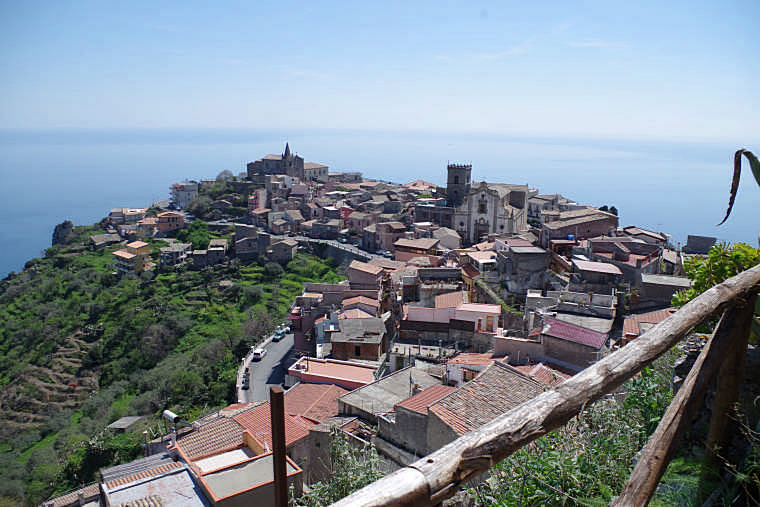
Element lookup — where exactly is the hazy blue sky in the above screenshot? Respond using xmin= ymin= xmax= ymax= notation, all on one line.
xmin=2 ymin=0 xmax=758 ymax=142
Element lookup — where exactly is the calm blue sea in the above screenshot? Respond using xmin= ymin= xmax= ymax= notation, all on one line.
xmin=0 ymin=128 xmax=757 ymax=279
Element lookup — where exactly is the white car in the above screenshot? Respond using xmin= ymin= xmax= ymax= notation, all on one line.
xmin=252 ymin=348 xmax=267 ymax=361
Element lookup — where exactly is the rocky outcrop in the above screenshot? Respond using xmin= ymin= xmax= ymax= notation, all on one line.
xmin=52 ymin=220 xmax=74 ymax=246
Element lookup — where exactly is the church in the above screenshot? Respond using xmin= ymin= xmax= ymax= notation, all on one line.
xmin=246 ymin=143 xmax=305 ymax=180
xmin=447 ymin=164 xmax=528 ymax=245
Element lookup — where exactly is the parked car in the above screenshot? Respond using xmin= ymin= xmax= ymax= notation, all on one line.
xmin=273 ymin=329 xmax=285 ymax=342
xmin=252 ymin=348 xmax=267 ymax=361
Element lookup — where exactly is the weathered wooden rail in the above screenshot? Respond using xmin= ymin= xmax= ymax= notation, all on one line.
xmin=330 ymin=263 xmax=760 ymax=506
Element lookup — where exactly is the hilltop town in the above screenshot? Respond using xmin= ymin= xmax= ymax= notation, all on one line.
xmin=42 ymin=143 xmax=716 ymax=506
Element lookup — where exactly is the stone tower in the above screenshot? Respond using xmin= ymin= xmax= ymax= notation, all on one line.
xmin=446 ymin=163 xmax=472 ymax=208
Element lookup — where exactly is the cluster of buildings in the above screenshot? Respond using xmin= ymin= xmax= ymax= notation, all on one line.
xmin=58 ymin=143 xmax=714 ymax=506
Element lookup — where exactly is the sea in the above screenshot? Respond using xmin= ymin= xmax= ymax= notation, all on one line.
xmin=0 ymin=128 xmax=758 ymax=279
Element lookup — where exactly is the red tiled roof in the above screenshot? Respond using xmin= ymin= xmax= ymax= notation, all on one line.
xmin=396 ymin=385 xmax=456 ymax=414
xmin=284 ymin=383 xmax=350 ymax=423
xmin=403 ymin=179 xmax=438 ymax=189
xmin=348 ymin=260 xmax=383 ymax=276
xmin=340 ymin=308 xmax=376 ymax=319
xmin=514 ymin=363 xmax=570 ymax=387
xmin=48 ymin=483 xmax=100 ymax=507
xmin=174 ymin=416 xmax=244 ymax=460
xmin=113 ymin=250 xmax=136 ymax=259
xmin=233 ymin=402 xmax=313 ymax=449
xmin=342 ymin=295 xmax=379 ymax=307
xmin=434 ymin=291 xmax=464 ymax=309
xmin=623 ymin=308 xmax=677 ymax=338
xmin=461 ymin=263 xmax=480 ymax=279
xmin=429 ymin=362 xmax=544 ymax=435
xmin=542 ymin=318 xmax=607 ymax=349
xmin=473 ymin=241 xmax=495 ymax=251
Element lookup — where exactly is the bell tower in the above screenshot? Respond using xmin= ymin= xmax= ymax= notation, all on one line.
xmin=446 ymin=163 xmax=471 ymax=208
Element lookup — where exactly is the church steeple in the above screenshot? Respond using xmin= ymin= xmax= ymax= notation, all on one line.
xmin=284 ymin=142 xmax=291 ymax=159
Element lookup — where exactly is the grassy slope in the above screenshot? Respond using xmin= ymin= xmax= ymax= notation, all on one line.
xmin=0 ymin=224 xmax=343 ymax=506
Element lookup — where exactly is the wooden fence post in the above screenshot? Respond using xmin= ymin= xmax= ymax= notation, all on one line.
xmin=701 ymin=292 xmax=757 ymax=493
xmin=613 ymin=297 xmax=757 ymax=506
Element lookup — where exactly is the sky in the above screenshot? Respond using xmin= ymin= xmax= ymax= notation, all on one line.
xmin=1 ymin=0 xmax=759 ymax=143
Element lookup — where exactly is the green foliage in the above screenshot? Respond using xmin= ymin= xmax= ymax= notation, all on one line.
xmin=216 ymin=169 xmax=234 ymax=182
xmin=264 ymin=261 xmax=285 ymax=279
xmin=673 ymin=243 xmax=760 ymax=308
xmin=175 ymin=220 xmax=210 ymax=250
xmin=294 ymin=429 xmax=385 ymax=507
xmin=474 ymin=350 xmax=676 ymax=506
xmin=0 ymin=221 xmax=344 ymax=505
xmin=185 ymin=195 xmax=211 ymax=218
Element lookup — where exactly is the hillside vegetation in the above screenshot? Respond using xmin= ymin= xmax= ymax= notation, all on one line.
xmin=0 ymin=224 xmax=343 ymax=506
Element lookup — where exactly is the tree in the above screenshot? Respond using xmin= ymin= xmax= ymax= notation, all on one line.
xmin=609 ymin=205 xmax=618 ymax=216
xmin=186 ymin=195 xmax=211 ymax=218
xmin=216 ymin=169 xmax=234 ymax=183
xmin=264 ymin=262 xmax=284 ymax=279
xmin=176 ymin=220 xmax=209 ymax=250
xmin=672 ymin=242 xmax=760 ymax=338
xmin=599 ymin=205 xmax=609 ymax=212
xmin=673 ymin=243 xmax=760 ymax=307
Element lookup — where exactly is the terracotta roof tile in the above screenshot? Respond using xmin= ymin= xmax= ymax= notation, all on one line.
xmin=514 ymin=363 xmax=570 ymax=387
xmin=434 ymin=291 xmax=464 ymax=309
xmin=348 ymin=260 xmax=383 ymax=276
xmin=284 ymin=383 xmax=350 ymax=423
xmin=340 ymin=308 xmax=376 ymax=319
xmin=342 ymin=295 xmax=379 ymax=307
xmin=396 ymin=385 xmax=456 ymax=414
xmin=623 ymin=308 xmax=678 ymax=338
xmin=48 ymin=483 xmax=100 ymax=507
xmin=175 ymin=416 xmax=244 ymax=460
xmin=429 ymin=362 xmax=544 ymax=435
xmin=233 ymin=402 xmax=313 ymax=448
xmin=461 ymin=263 xmax=480 ymax=278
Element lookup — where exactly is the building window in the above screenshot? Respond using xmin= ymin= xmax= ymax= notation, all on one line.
xmin=454 ymin=175 xmax=459 ymax=184
xmin=479 ymin=202 xmax=487 ymax=214
xmin=355 ymin=345 xmax=361 ymax=357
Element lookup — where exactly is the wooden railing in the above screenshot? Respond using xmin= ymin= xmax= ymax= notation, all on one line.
xmin=330 ymin=263 xmax=760 ymax=506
